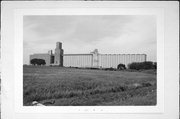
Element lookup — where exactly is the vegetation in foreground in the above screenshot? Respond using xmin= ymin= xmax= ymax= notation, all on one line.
xmin=23 ymin=66 xmax=156 ymax=106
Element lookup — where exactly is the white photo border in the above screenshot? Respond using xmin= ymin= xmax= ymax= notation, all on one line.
xmin=2 ymin=1 xmax=179 ymax=119
xmin=14 ymin=7 xmax=164 ymax=114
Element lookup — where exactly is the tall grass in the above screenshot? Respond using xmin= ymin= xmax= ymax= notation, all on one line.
xmin=23 ymin=66 xmax=156 ymax=106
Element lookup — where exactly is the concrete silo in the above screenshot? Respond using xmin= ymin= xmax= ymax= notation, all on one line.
xmin=54 ymin=42 xmax=64 ymax=66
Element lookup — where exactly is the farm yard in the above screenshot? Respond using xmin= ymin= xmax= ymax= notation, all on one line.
xmin=23 ymin=66 xmax=156 ymax=106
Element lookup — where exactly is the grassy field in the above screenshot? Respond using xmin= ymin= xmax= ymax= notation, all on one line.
xmin=23 ymin=66 xmax=156 ymax=106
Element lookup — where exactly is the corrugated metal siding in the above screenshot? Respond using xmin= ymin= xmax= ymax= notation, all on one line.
xmin=63 ymin=54 xmax=92 ymax=67
xmin=98 ymin=54 xmax=146 ymax=68
xmin=63 ymin=54 xmax=146 ymax=68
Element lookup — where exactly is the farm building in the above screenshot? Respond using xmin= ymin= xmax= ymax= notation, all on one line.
xmin=30 ymin=42 xmax=147 ymax=68
xmin=30 ymin=42 xmax=64 ymax=66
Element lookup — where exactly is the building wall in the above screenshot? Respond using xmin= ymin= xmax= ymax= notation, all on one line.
xmin=63 ymin=54 xmax=146 ymax=68
xmin=30 ymin=54 xmax=52 ymax=66
xmin=63 ymin=54 xmax=92 ymax=67
xmin=99 ymin=54 xmax=146 ymax=68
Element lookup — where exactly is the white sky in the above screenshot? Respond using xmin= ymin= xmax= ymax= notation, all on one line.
xmin=23 ymin=15 xmax=156 ymax=64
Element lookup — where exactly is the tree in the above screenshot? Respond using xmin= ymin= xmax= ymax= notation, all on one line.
xmin=30 ymin=58 xmax=46 ymax=66
xmin=117 ymin=64 xmax=126 ymax=70
xmin=128 ymin=61 xmax=154 ymax=70
xmin=30 ymin=58 xmax=37 ymax=65
xmin=153 ymin=62 xmax=157 ymax=69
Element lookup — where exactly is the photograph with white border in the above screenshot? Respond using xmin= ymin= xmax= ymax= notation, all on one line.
xmin=16 ymin=6 xmax=164 ymax=114
xmin=1 ymin=1 xmax=179 ymax=119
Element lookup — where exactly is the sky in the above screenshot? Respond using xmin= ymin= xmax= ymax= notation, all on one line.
xmin=23 ymin=15 xmax=156 ymax=64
